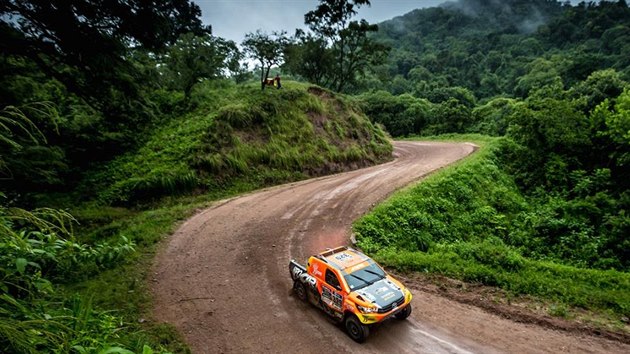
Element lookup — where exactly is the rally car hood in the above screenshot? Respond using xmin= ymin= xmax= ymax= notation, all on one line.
xmin=352 ymin=277 xmax=404 ymax=309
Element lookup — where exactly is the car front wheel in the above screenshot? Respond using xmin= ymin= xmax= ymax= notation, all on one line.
xmin=395 ymin=304 xmax=412 ymax=320
xmin=345 ymin=315 xmax=369 ymax=343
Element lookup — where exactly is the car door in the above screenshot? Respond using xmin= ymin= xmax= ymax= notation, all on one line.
xmin=322 ymin=268 xmax=344 ymax=312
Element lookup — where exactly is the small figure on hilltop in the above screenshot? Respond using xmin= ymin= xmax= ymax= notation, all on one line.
xmin=275 ymin=74 xmax=282 ymax=89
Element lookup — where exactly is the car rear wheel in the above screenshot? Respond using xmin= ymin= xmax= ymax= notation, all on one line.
xmin=395 ymin=304 xmax=412 ymax=320
xmin=345 ymin=315 xmax=369 ymax=343
xmin=293 ymin=281 xmax=307 ymax=301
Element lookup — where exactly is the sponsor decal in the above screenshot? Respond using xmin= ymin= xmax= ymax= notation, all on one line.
xmin=292 ymin=266 xmax=303 ymax=278
xmin=312 ymin=263 xmax=322 ymax=277
xmin=382 ymin=292 xmax=396 ymax=301
xmin=322 ymin=285 xmax=342 ymax=311
xmin=375 ymin=286 xmax=389 ymax=295
xmin=306 ymin=276 xmax=317 ymax=287
xmin=334 ymin=252 xmax=353 ymax=262
xmin=358 ymin=290 xmax=376 ymax=303
xmin=347 ymin=262 xmax=368 ymax=273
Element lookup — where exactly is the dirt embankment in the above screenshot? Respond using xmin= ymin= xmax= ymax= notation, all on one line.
xmin=152 ymin=141 xmax=630 ymax=354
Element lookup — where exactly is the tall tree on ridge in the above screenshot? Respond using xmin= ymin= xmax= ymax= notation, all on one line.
xmin=165 ymin=33 xmax=241 ymax=98
xmin=304 ymin=0 xmax=386 ymax=92
xmin=242 ymin=30 xmax=288 ymax=90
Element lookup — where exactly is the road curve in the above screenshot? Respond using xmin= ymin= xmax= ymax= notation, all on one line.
xmin=152 ymin=141 xmax=629 ymax=354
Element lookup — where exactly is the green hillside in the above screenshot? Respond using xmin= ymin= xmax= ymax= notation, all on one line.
xmin=84 ymin=81 xmax=391 ymax=206
xmin=345 ymin=1 xmax=630 ymax=138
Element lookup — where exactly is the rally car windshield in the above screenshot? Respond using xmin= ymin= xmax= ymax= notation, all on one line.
xmin=344 ymin=262 xmax=385 ymax=290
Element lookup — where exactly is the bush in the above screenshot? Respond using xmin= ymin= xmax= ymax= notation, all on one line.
xmin=0 ymin=202 xmax=159 ymax=354
xmin=355 ymin=90 xmax=432 ymax=137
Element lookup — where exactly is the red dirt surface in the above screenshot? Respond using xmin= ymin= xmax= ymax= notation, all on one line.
xmin=152 ymin=141 xmax=630 ymax=353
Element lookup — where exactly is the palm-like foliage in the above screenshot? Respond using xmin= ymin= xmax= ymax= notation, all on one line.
xmin=0 ymin=103 xmax=58 ymax=179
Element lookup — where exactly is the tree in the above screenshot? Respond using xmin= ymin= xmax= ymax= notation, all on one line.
xmin=513 ymin=57 xmax=565 ymax=97
xmin=427 ymin=98 xmax=473 ymax=135
xmin=339 ymin=20 xmax=388 ymax=92
xmin=302 ymin=0 xmax=387 ymax=92
xmin=164 ymin=33 xmax=240 ymax=98
xmin=570 ymin=69 xmax=628 ymax=112
xmin=0 ymin=104 xmax=45 ymax=177
xmin=591 ymin=88 xmax=630 ymax=167
xmin=0 ymin=0 xmax=210 ymax=102
xmin=471 ymin=97 xmax=518 ymax=136
xmin=242 ymin=30 xmax=288 ymax=90
xmin=0 ymin=0 xmax=214 ymax=170
xmin=424 ymin=86 xmax=477 ymax=108
xmin=283 ymin=31 xmax=334 ymax=87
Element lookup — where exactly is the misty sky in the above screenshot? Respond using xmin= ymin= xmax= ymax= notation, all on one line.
xmin=196 ymin=0 xmax=586 ymax=44
xmin=197 ymin=0 xmax=448 ymax=43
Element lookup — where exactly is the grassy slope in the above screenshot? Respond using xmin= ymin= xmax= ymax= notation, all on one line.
xmin=353 ymin=135 xmax=630 ymax=322
xmin=84 ymin=81 xmax=391 ymax=206
xmin=65 ymin=81 xmax=392 ymax=352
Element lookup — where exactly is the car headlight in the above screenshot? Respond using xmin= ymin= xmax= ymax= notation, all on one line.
xmin=357 ymin=305 xmax=378 ymax=314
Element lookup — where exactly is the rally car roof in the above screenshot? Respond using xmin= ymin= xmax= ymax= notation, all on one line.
xmin=316 ymin=246 xmax=371 ymax=273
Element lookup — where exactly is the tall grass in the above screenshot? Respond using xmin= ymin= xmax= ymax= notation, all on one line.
xmin=0 ymin=201 xmax=170 ymax=353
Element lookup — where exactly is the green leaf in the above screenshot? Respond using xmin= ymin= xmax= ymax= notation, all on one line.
xmin=99 ymin=347 xmax=135 ymax=354
xmin=33 ymin=278 xmax=52 ymax=292
xmin=142 ymin=345 xmax=154 ymax=354
xmin=72 ymin=345 xmax=88 ymax=354
xmin=15 ymin=258 xmax=27 ymax=274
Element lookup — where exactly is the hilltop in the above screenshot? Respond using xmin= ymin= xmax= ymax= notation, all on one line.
xmin=81 ymin=81 xmax=392 ymax=206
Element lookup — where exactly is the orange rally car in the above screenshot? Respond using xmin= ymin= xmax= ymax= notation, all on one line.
xmin=289 ymin=246 xmax=412 ymax=343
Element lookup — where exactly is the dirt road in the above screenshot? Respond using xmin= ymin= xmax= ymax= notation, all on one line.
xmin=152 ymin=141 xmax=629 ymax=353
